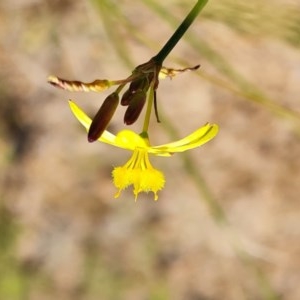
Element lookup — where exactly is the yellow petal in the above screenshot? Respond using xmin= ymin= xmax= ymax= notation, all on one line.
xmin=149 ymin=123 xmax=218 ymax=155
xmin=115 ymin=130 xmax=149 ymax=150
xmin=69 ymin=101 xmax=151 ymax=151
xmin=69 ymin=100 xmax=117 ymax=144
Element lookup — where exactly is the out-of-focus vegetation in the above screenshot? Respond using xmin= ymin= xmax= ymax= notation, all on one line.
xmin=0 ymin=0 xmax=300 ymax=299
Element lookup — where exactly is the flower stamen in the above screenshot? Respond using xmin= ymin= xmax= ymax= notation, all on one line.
xmin=112 ymin=149 xmax=165 ymax=201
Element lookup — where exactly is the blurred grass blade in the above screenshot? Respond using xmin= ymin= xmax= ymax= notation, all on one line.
xmin=91 ymin=0 xmax=133 ymax=69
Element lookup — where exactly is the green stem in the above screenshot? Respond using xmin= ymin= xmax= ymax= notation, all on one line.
xmin=142 ymin=83 xmax=155 ymax=133
xmin=152 ymin=0 xmax=209 ymax=64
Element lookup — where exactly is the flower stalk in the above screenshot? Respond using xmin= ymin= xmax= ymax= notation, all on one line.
xmin=152 ymin=0 xmax=209 ymax=64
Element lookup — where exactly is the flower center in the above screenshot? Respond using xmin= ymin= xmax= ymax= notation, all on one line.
xmin=112 ymin=148 xmax=165 ymax=201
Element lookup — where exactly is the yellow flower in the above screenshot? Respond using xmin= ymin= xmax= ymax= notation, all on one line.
xmin=69 ymin=100 xmax=219 ymax=200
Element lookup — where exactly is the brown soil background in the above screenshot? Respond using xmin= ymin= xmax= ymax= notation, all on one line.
xmin=0 ymin=1 xmax=300 ymax=300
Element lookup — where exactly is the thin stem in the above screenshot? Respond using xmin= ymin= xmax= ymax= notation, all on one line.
xmin=152 ymin=0 xmax=209 ymax=64
xmin=142 ymin=84 xmax=155 ymax=133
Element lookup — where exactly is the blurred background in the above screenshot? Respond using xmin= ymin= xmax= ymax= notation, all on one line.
xmin=0 ymin=0 xmax=300 ymax=299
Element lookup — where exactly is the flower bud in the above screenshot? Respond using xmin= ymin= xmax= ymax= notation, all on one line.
xmin=124 ymin=90 xmax=147 ymax=125
xmin=129 ymin=77 xmax=149 ymax=93
xmin=120 ymin=88 xmax=134 ymax=106
xmin=88 ymin=92 xmax=119 ymax=142
xmin=121 ymin=77 xmax=149 ymax=106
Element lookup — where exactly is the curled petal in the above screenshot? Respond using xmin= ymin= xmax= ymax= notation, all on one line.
xmin=159 ymin=65 xmax=200 ymax=79
xmin=48 ymin=75 xmax=113 ymax=92
xmin=150 ymin=123 xmax=218 ymax=155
